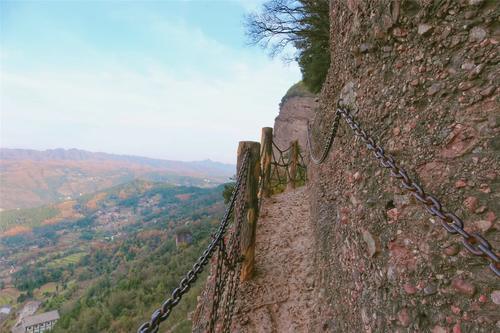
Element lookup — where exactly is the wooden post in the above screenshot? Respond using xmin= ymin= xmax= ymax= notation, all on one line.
xmin=260 ymin=127 xmax=273 ymax=198
xmin=287 ymin=140 xmax=299 ymax=190
xmin=236 ymin=141 xmax=261 ymax=282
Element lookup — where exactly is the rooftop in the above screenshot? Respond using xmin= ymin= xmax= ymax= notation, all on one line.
xmin=0 ymin=306 xmax=11 ymax=314
xmin=22 ymin=310 xmax=59 ymax=327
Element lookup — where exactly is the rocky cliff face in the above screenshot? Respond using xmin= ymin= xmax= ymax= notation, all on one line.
xmin=308 ymin=1 xmax=499 ymax=332
xmin=273 ymin=90 xmax=317 ymax=152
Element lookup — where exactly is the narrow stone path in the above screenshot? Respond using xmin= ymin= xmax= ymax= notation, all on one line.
xmin=232 ymin=186 xmax=315 ymax=332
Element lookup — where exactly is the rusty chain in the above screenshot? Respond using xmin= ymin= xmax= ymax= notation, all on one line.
xmin=307 ymin=104 xmax=499 ymax=277
xmin=307 ymin=109 xmax=342 ymax=165
xmin=209 ymin=190 xmax=246 ymax=333
xmin=193 ymin=153 xmax=248 ymax=333
xmin=137 ymin=151 xmax=250 ymax=333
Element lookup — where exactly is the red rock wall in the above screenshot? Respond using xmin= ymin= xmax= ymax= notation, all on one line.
xmin=273 ymin=96 xmax=317 ymax=153
xmin=308 ymin=0 xmax=499 ymax=331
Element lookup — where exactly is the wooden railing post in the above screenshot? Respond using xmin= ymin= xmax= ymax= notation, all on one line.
xmin=260 ymin=127 xmax=273 ymax=198
xmin=237 ymin=141 xmax=261 ymax=282
xmin=287 ymin=140 xmax=299 ymax=190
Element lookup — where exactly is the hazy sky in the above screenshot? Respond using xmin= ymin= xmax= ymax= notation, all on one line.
xmin=0 ymin=0 xmax=301 ymax=163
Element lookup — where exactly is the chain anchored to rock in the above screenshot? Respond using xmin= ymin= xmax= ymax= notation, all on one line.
xmin=307 ymin=104 xmax=499 ymax=277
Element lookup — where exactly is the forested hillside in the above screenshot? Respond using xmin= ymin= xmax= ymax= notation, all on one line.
xmin=0 ymin=181 xmax=229 ymax=332
xmin=51 ymin=218 xmax=213 ymax=332
xmin=0 ymin=148 xmax=234 ymax=210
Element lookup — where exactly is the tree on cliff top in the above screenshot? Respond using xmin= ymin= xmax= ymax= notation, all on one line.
xmin=245 ymin=0 xmax=330 ymax=93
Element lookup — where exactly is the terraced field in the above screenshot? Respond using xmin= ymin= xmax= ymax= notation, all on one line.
xmin=33 ymin=283 xmax=59 ymax=299
xmin=0 ymin=288 xmax=20 ymax=305
xmin=0 ymin=206 xmax=59 ymax=233
xmin=47 ymin=252 xmax=87 ymax=269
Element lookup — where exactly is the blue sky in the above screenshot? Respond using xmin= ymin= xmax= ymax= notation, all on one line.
xmin=0 ymin=0 xmax=301 ymax=163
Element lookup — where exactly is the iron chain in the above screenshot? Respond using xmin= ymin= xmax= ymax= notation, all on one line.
xmin=137 ymin=151 xmax=250 ymax=333
xmin=307 ymin=109 xmax=342 ymax=165
xmin=307 ymin=104 xmax=499 ymax=277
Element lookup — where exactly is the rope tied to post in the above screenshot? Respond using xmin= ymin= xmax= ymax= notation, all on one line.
xmin=269 ymin=140 xmax=307 ymax=190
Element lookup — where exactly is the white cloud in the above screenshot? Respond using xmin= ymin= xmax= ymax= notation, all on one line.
xmin=0 ymin=3 xmax=301 ymax=163
xmin=1 ymin=56 xmax=300 ymax=163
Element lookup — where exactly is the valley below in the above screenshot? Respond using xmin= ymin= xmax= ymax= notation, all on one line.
xmin=0 ymin=148 xmax=234 ymax=210
xmin=0 ymin=175 xmax=231 ymax=332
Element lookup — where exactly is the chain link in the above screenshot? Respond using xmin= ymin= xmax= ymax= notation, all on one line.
xmin=137 ymin=151 xmax=251 ymax=333
xmin=194 ymin=154 xmax=248 ymax=333
xmin=307 ymin=109 xmax=341 ymax=165
xmin=307 ymin=104 xmax=499 ymax=277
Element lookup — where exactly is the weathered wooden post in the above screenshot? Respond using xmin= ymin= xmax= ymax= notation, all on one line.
xmin=236 ymin=141 xmax=261 ymax=282
xmin=260 ymin=127 xmax=273 ymax=198
xmin=287 ymin=140 xmax=299 ymax=190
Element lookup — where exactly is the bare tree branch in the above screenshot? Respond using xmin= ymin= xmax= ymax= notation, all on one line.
xmin=245 ymin=0 xmax=330 ymax=92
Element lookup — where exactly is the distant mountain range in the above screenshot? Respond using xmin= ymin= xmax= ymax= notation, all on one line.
xmin=0 ymin=148 xmax=235 ymax=210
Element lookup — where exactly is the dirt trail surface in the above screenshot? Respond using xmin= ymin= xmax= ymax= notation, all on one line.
xmin=232 ymin=186 xmax=316 ymax=332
